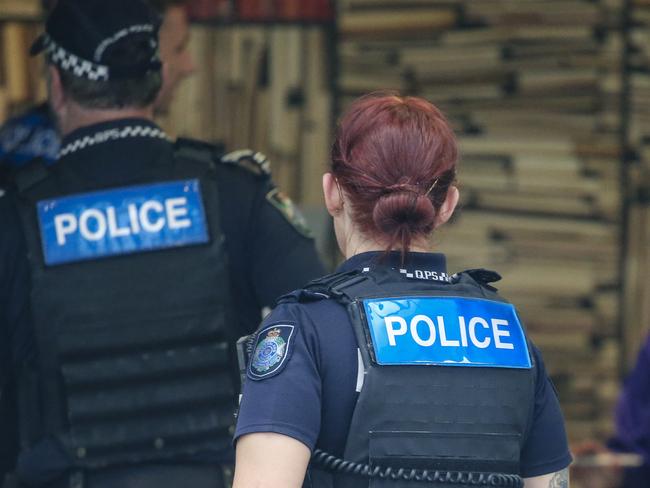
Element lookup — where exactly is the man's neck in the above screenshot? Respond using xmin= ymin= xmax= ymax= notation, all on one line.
xmin=60 ymin=105 xmax=155 ymax=137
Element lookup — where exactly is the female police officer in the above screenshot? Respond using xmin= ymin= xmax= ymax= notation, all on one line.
xmin=232 ymin=93 xmax=573 ymax=488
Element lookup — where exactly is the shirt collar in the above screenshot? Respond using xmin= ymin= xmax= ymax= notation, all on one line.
xmin=337 ymin=251 xmax=451 ymax=282
xmin=59 ymin=118 xmax=168 ymax=158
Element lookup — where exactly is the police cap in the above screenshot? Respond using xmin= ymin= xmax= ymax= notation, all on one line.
xmin=30 ymin=0 xmax=162 ymax=82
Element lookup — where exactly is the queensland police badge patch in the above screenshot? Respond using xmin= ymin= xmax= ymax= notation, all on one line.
xmin=248 ymin=324 xmax=295 ymax=380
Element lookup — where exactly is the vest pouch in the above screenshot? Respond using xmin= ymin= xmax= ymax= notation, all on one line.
xmin=55 ymin=306 xmax=236 ymax=467
xmin=367 ymin=431 xmax=521 ymax=488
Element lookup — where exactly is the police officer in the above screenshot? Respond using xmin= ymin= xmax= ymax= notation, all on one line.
xmin=0 ymin=0 xmax=324 ymax=486
xmin=233 ymin=93 xmax=573 ymax=488
xmin=0 ymin=1 xmax=207 ymax=482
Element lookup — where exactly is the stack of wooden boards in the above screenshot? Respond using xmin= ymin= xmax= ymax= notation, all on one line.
xmin=0 ymin=0 xmax=40 ymax=18
xmin=161 ymin=24 xmax=334 ymax=207
xmin=0 ymin=0 xmax=44 ymax=125
xmin=624 ymin=0 xmax=650 ymax=369
xmin=339 ymin=0 xmax=625 ymax=442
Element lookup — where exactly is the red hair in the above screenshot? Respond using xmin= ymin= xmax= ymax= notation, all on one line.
xmin=331 ymin=92 xmax=458 ymax=255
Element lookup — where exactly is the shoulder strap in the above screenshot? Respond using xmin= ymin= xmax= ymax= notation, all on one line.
xmin=275 ymin=270 xmax=365 ymax=305
xmin=173 ymin=137 xmax=225 ymax=169
xmin=325 ymin=266 xmax=504 ymax=303
xmin=287 ymin=267 xmax=504 ymax=306
xmin=220 ymin=149 xmax=271 ymax=178
xmin=308 ymin=270 xmax=387 ymax=305
xmin=453 ymin=268 xmax=502 ymax=292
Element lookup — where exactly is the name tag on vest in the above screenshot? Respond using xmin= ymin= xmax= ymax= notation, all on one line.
xmin=37 ymin=179 xmax=209 ymax=266
xmin=362 ymin=297 xmax=531 ymax=369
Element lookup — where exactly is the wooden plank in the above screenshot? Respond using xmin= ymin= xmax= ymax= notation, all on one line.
xmin=2 ymin=23 xmax=30 ymax=103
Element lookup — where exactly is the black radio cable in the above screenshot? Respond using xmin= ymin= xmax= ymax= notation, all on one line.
xmin=311 ymin=449 xmax=523 ymax=487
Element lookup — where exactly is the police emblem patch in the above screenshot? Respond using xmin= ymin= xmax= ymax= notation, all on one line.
xmin=248 ymin=324 xmax=295 ymax=380
xmin=266 ymin=188 xmax=314 ymax=239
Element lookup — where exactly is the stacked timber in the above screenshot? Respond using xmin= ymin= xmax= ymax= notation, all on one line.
xmin=0 ymin=15 xmax=45 ymax=118
xmin=339 ymin=0 xmax=625 ymax=442
xmin=161 ymin=24 xmax=334 ymax=207
xmin=0 ymin=0 xmax=41 ymax=19
xmin=624 ymin=0 xmax=650 ymax=370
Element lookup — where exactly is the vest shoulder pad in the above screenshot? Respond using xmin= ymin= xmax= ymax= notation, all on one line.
xmin=276 ymin=270 xmax=361 ymax=305
xmin=454 ymin=268 xmax=502 ymax=292
xmin=13 ymin=160 xmax=51 ymax=193
xmin=219 ymin=149 xmax=271 ymax=179
xmin=276 ymin=288 xmax=330 ymax=305
xmin=173 ymin=137 xmax=225 ymax=169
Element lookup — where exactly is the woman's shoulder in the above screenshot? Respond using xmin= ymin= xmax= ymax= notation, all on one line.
xmin=267 ymin=285 xmax=351 ymax=335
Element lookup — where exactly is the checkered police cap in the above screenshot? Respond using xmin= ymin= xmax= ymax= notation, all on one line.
xmin=30 ymin=0 xmax=162 ymax=82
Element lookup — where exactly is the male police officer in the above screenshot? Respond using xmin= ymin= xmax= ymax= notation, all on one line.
xmin=0 ymin=0 xmax=324 ymax=486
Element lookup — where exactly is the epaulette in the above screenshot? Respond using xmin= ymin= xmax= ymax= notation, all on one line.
xmin=174 ymin=137 xmax=225 ymax=168
xmin=453 ymin=268 xmax=502 ymax=292
xmin=220 ymin=149 xmax=271 ymax=178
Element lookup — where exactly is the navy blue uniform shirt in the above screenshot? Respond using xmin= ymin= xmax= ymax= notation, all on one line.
xmin=0 ymin=118 xmax=325 ymax=483
xmin=235 ymin=251 xmax=573 ymax=478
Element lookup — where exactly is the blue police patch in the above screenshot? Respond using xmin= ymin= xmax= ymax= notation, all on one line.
xmin=362 ymin=296 xmax=531 ymax=369
xmin=248 ymin=324 xmax=296 ymax=380
xmin=37 ymin=179 xmax=209 ymax=266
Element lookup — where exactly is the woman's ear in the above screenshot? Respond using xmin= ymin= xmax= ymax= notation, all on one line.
xmin=434 ymin=185 xmax=459 ymax=228
xmin=323 ymin=173 xmax=343 ymax=218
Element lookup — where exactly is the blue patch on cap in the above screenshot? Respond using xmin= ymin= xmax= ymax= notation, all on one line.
xmin=248 ymin=324 xmax=295 ymax=381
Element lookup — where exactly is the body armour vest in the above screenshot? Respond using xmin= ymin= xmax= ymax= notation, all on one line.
xmin=15 ymin=147 xmax=236 ymax=469
xmin=300 ymin=267 xmax=536 ymax=488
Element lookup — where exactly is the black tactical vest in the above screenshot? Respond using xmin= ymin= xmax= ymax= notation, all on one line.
xmin=14 ymin=144 xmax=237 ymax=470
xmin=302 ymin=267 xmax=536 ymax=488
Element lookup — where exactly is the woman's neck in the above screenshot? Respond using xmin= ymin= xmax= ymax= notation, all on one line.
xmin=343 ymin=233 xmax=431 ymax=259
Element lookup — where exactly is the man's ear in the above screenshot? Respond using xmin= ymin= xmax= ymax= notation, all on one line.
xmin=434 ymin=185 xmax=459 ymax=228
xmin=323 ymin=172 xmax=343 ymax=218
xmin=48 ymin=65 xmax=66 ymax=114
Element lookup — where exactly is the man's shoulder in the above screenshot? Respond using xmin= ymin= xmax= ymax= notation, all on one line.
xmin=174 ymin=138 xmax=271 ymax=180
xmin=218 ymin=149 xmax=271 ymax=179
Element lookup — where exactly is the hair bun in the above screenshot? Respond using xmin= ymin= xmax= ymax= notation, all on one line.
xmin=372 ymin=191 xmax=436 ymax=236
